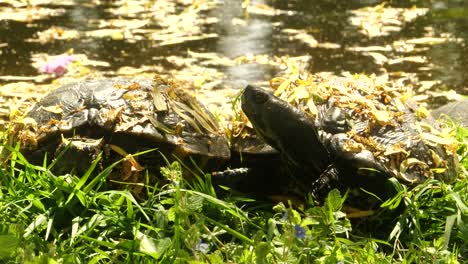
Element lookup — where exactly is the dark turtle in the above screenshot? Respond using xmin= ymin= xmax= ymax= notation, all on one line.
xmin=241 ymin=75 xmax=459 ymax=198
xmin=10 ymin=77 xmax=230 ymax=184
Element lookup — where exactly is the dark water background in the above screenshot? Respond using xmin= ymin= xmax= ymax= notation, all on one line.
xmin=1 ymin=0 xmax=467 ymax=97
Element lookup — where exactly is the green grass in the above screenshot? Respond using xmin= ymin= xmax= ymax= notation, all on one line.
xmin=0 ymin=127 xmax=467 ymax=263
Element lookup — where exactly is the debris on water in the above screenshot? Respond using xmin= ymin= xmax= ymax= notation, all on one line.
xmin=26 ymin=27 xmax=80 ymax=43
xmin=348 ymin=4 xmax=428 ymax=38
xmin=0 ymin=5 xmax=66 ymax=22
xmin=31 ymin=52 xmax=110 ymax=79
xmin=39 ymin=55 xmax=75 ymax=76
xmin=282 ymin=29 xmax=341 ymax=49
xmin=244 ymin=2 xmax=297 ymax=16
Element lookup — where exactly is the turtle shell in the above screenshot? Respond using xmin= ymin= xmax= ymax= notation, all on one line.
xmin=241 ymin=74 xmax=459 ymax=193
xmin=310 ymin=76 xmax=459 ymax=185
xmin=11 ymin=77 xmax=230 ymax=177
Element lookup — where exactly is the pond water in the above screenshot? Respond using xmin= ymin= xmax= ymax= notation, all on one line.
xmin=0 ymin=0 xmax=467 ymax=112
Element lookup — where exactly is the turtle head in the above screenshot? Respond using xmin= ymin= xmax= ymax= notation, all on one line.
xmin=241 ymin=85 xmax=275 ymax=140
xmin=241 ymin=85 xmax=331 ymax=174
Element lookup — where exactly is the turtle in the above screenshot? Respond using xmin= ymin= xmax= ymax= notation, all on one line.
xmin=9 ymin=77 xmax=231 ymax=187
xmin=240 ymin=75 xmax=459 ymax=199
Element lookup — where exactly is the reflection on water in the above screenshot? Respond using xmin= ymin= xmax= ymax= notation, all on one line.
xmin=430 ymin=42 xmax=464 ymax=87
xmin=215 ymin=0 xmax=273 ymax=88
xmin=0 ymin=0 xmax=467 ymax=95
xmin=431 ymin=3 xmax=468 ymax=90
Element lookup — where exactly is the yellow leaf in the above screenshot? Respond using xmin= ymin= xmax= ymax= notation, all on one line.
xmin=194 ymin=75 xmax=206 ymax=88
xmin=415 ymin=106 xmax=429 ymax=118
xmin=110 ymin=144 xmax=143 ymax=171
xmin=399 ymin=158 xmax=429 ymax=182
xmin=430 ymin=149 xmax=444 ymax=167
xmin=16 ymin=117 xmax=37 ymax=126
xmin=273 ymin=78 xmax=292 ymax=97
xmin=288 ymin=85 xmax=309 ymax=102
xmin=393 ymin=97 xmax=406 ymax=111
xmin=152 ymin=87 xmax=168 ymax=112
xmin=431 ymin=168 xmax=447 ymax=173
xmin=370 ymin=110 xmax=392 ymax=124
xmin=399 ymin=92 xmax=412 ymax=103
xmin=42 ymin=105 xmax=63 ymax=114
xmin=421 ymin=132 xmax=454 ymax=145
xmin=383 ymin=143 xmax=409 ymax=156
xmin=306 ymin=98 xmax=318 ymax=117
xmin=295 ymin=78 xmax=311 ymax=86
xmin=111 ymin=31 xmax=124 ymax=40
xmin=269 ymin=77 xmax=286 ymax=90
xmin=61 ymin=134 xmax=70 ymax=145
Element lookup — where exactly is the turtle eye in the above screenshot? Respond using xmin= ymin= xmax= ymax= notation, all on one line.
xmin=243 ymin=85 xmax=269 ymax=105
xmin=253 ymin=91 xmax=268 ymax=104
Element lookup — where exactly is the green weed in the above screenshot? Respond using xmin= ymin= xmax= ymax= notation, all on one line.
xmin=0 ymin=126 xmax=466 ymax=263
